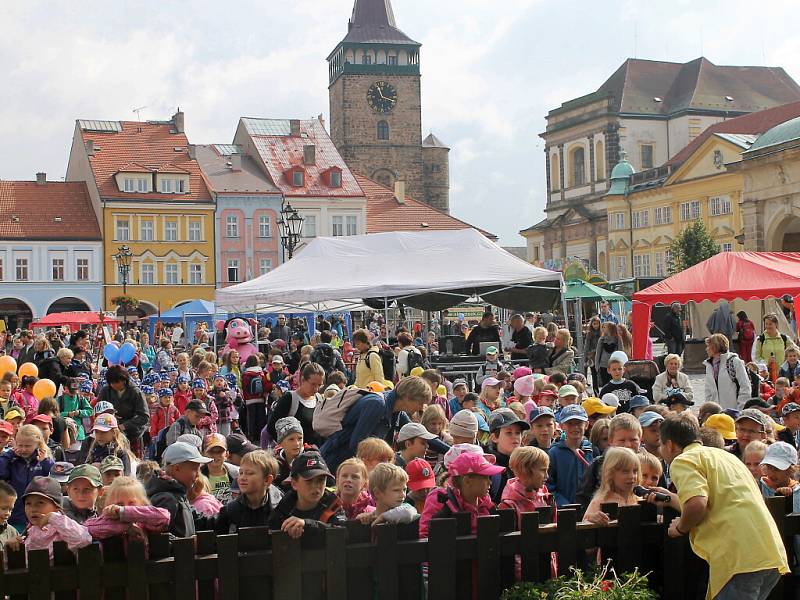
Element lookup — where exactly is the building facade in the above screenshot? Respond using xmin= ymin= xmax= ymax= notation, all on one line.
xmin=521 ymin=57 xmax=800 ymax=277
xmin=0 ymin=177 xmax=102 ymax=328
xmin=327 ymin=0 xmax=451 ymax=213
xmin=194 ymin=144 xmax=284 ymax=287
xmin=65 ymin=112 xmax=216 ymax=315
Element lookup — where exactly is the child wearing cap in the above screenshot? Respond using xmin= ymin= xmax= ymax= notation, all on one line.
xmin=527 ymin=327 xmax=551 ymax=374
xmin=557 ymin=384 xmax=580 ymax=414
xmin=4 ymin=407 xmax=25 ymax=437
xmin=31 ymin=414 xmax=66 ymax=462
xmin=449 ymin=410 xmax=479 ymax=446
xmin=628 ymin=395 xmax=650 ymax=419
xmin=779 ymin=403 xmax=800 ymax=449
xmin=477 ymin=378 xmax=504 ymax=420
xmin=267 ymin=450 xmax=346 ymax=538
xmin=476 ymin=347 xmax=503 ymax=386
xmin=174 ymin=376 xmax=192 ymax=414
xmin=486 ymin=408 xmax=530 ymax=502
xmin=87 ymin=413 xmax=133 ymax=477
xmin=191 ymin=379 xmax=218 ymax=437
xmin=273 ymin=417 xmax=313 ymax=489
xmin=660 ymin=391 xmax=694 ymax=413
xmin=150 ymin=388 xmax=180 ymax=442
xmin=336 ymin=457 xmax=374 ymax=519
xmin=62 ymin=464 xmax=102 ymax=523
xmin=99 ymin=455 xmax=125 ymax=487
xmin=448 ymin=379 xmax=469 ymax=418
xmin=581 ymin=397 xmax=616 ymax=434
xmin=395 ymin=422 xmax=437 ymax=469
xmin=58 ymin=378 xmax=93 ymax=442
xmin=728 ymin=409 xmax=769 ymax=460
xmin=547 ymin=405 xmax=593 ymax=507
xmin=528 ymin=407 xmax=557 ymax=451
xmin=209 ymin=375 xmax=234 ymax=437
xmin=0 ymin=480 xmax=18 ymax=546
xmin=405 ymin=458 xmax=436 ymax=513
xmin=147 ymin=441 xmax=213 ymax=537
xmin=200 ymin=434 xmax=240 ymax=503
xmin=0 ymin=424 xmax=53 ymax=530
xmin=215 ymin=450 xmax=283 ymax=533
xmin=357 ymin=463 xmax=418 ymax=525
xmin=165 ymin=400 xmax=207 ymax=446
xmin=512 ymin=375 xmax=535 ymax=415
xmin=598 ymin=356 xmax=640 ymax=413
xmin=759 ymin=442 xmax=800 ymax=534
xmin=4 ymin=476 xmax=91 ymax=556
xmin=0 ymin=420 xmax=13 ymax=451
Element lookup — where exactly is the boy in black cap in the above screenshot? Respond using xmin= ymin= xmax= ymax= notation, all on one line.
xmin=164 ymin=400 xmax=207 ymax=445
xmin=268 ymin=450 xmax=345 ymax=538
xmin=226 ymin=433 xmax=259 ymax=466
xmin=487 ymin=408 xmax=530 ymax=502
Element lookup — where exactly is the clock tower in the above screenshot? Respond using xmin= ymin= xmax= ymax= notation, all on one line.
xmin=328 ymin=0 xmax=450 ymax=212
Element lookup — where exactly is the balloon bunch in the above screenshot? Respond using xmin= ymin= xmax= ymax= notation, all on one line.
xmin=103 ymin=341 xmax=137 ymax=365
xmin=0 ymin=356 xmax=57 ymax=400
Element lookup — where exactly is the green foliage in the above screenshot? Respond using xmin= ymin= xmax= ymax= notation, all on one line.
xmin=501 ymin=563 xmax=657 ymax=600
xmin=110 ymin=295 xmax=139 ymax=309
xmin=668 ymin=220 xmax=719 ymax=274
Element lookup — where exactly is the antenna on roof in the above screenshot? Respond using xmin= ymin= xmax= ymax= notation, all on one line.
xmin=132 ymin=106 xmax=147 ymax=132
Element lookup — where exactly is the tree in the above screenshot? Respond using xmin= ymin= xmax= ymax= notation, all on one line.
xmin=668 ymin=220 xmax=719 ymax=274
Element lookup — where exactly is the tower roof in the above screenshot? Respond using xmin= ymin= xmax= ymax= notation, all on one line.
xmin=340 ymin=0 xmax=419 ymax=45
xmin=422 ymin=133 xmax=449 ymax=149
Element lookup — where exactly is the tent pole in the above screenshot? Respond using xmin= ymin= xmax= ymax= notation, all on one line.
xmin=384 ymin=297 xmax=390 ymax=344
xmin=575 ymin=299 xmax=585 ymax=375
xmin=253 ymin=306 xmax=259 ymax=351
xmin=560 ymin=288 xmax=569 ymax=335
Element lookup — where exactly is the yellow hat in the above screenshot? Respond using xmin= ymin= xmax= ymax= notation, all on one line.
xmin=382 ymin=380 xmax=394 ymax=390
xmin=3 ymin=408 xmax=24 ymax=422
xmin=581 ymin=398 xmax=615 ymax=417
xmin=366 ymin=381 xmax=386 ymax=393
xmin=704 ymin=414 xmax=736 ymax=441
xmin=409 ymin=367 xmax=425 ymax=377
xmin=436 ymin=384 xmax=447 ymax=397
xmin=768 ymin=416 xmax=786 ymax=433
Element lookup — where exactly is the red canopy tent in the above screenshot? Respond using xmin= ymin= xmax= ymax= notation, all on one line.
xmin=632 ymin=252 xmax=800 ymax=358
xmin=30 ymin=311 xmax=119 ymax=330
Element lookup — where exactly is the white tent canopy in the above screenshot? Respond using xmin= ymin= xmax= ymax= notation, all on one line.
xmin=216 ymin=229 xmax=564 ymax=312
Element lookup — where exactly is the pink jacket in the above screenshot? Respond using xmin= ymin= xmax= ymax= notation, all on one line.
xmin=25 ymin=512 xmax=92 ymax=556
xmin=340 ymin=489 xmax=375 ymax=520
xmin=498 ymin=478 xmax=553 ymax=523
xmin=17 ymin=390 xmax=38 ymax=423
xmin=192 ymin=492 xmax=223 ymax=517
xmin=85 ymin=505 xmax=170 ymax=539
xmin=419 ymin=484 xmax=495 ymax=538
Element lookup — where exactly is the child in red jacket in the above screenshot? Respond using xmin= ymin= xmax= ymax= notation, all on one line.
xmin=150 ymin=389 xmax=180 ymax=439
xmin=173 ymin=376 xmax=192 ymax=415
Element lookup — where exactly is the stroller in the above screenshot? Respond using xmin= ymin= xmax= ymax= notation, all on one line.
xmin=624 ymin=360 xmax=660 ymax=402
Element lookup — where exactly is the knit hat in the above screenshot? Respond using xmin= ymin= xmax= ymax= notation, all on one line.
xmin=176 ymin=375 xmax=190 ymax=384
xmin=513 ymin=375 xmax=535 ymax=397
xmin=449 ymin=410 xmax=479 ymax=439
xmin=158 ymin=388 xmax=174 ymax=398
xmin=275 ymin=416 xmax=303 ymax=443
xmin=140 ymin=385 xmax=154 ymax=395
xmin=512 ymin=367 xmax=532 ymax=380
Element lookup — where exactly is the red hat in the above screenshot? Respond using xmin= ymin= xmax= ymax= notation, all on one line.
xmin=0 ymin=421 xmax=13 ymax=435
xmin=406 ymin=458 xmax=436 ymax=491
xmin=31 ymin=414 xmax=53 ymax=426
xmin=448 ymin=452 xmax=505 ymax=477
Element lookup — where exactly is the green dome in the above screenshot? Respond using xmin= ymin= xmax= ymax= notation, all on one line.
xmin=610 ymin=158 xmax=635 ymax=179
xmin=606 ymin=154 xmax=635 ymax=196
xmin=748 ymin=116 xmax=800 ymax=153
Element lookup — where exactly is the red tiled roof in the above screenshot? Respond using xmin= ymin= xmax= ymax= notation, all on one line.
xmin=667 ymin=100 xmax=800 ymax=165
xmin=79 ymin=120 xmax=211 ymax=202
xmin=356 ymin=174 xmax=496 ymax=239
xmin=242 ymin=118 xmax=365 ymax=198
xmin=0 ymin=180 xmax=100 ymax=240
xmin=118 ymin=162 xmax=151 ymax=173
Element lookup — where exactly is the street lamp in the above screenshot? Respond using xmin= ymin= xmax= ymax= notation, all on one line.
xmin=114 ymin=245 xmax=133 ymax=329
xmin=278 ymin=202 xmax=304 ymax=260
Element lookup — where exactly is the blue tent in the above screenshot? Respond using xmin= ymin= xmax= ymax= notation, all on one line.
xmin=148 ymin=300 xmax=223 ymax=340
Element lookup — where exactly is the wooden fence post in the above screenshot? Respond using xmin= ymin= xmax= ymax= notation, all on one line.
xmin=427 ymin=518 xmax=457 ymax=600
xmin=127 ymin=538 xmax=148 ymax=600
xmin=376 ymin=523 xmax=399 ymax=600
xmin=76 ymin=543 xmax=102 ymax=600
xmin=172 ymin=537 xmax=197 ymax=600
xmin=556 ymin=508 xmax=578 ymax=577
xmin=616 ymin=504 xmax=641 ymax=574
xmin=26 ymin=549 xmax=50 ymax=600
xmin=765 ymin=494 xmax=792 ymax=600
xmin=519 ymin=511 xmax=543 ymax=583
xmin=216 ymin=534 xmax=239 ymax=600
xmin=272 ymin=531 xmax=303 ymax=599
xmin=661 ymin=506 xmax=689 ymax=598
xmin=477 ymin=515 xmax=501 ymax=600
xmin=324 ymin=527 xmax=348 ymax=600
xmin=52 ymin=540 xmax=77 ymax=600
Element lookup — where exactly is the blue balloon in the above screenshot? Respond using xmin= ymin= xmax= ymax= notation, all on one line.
xmin=118 ymin=342 xmax=137 ymax=365
xmin=103 ymin=342 xmax=120 ymax=364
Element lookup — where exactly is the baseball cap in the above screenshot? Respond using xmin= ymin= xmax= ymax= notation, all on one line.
xmin=162 ymin=441 xmax=213 ymax=467
xmin=702 ymin=414 xmax=736 ymax=440
xmin=452 ymin=378 xmax=468 ymax=390
xmin=290 ymin=450 xmax=334 ymax=483
xmin=176 ymin=375 xmax=190 ymax=384
xmin=22 ymin=476 xmax=63 ymax=506
xmin=735 ymin=408 xmax=768 ymax=430
xmin=3 ymin=408 xmax=24 ymax=422
xmin=203 ymin=433 xmax=228 ymax=453
xmin=185 ymin=400 xmax=210 ymax=414
xmin=512 ymin=367 xmax=532 ymax=380
xmin=581 ymin=398 xmax=615 ymax=416
xmin=31 ymin=414 xmax=53 ymax=426
xmin=558 ymin=385 xmax=579 ymax=398
xmin=629 ymin=395 xmax=650 ymax=410
xmin=67 ymin=464 xmax=102 ymax=487
xmin=0 ymin=421 xmax=14 ymax=435
xmin=513 ymin=375 xmax=535 ymax=397
xmin=485 ymin=346 xmax=498 ymax=355
xmin=488 ymin=408 xmax=530 ymax=432
xmin=481 ymin=377 xmax=502 ymax=390
xmin=406 ymin=458 xmax=436 ymax=491
xmin=94 ymin=401 xmax=116 ymax=416
xmin=366 ymin=381 xmax=386 ymax=393
xmin=448 ymin=452 xmax=505 ymax=477
xmin=639 ymin=412 xmax=665 ymax=428
xmin=782 ymin=402 xmax=800 ymax=417
xmin=529 ymin=406 xmax=555 ymax=422
xmin=275 ymin=417 xmax=303 ymax=443
xmin=92 ymin=413 xmax=118 ymax=432
xmin=409 ymin=367 xmax=425 ymax=377
xmin=226 ymin=433 xmax=259 ymax=457
xmin=443 ymin=443 xmax=493 ymax=467
xmin=761 ymin=441 xmax=798 ymax=471
xmin=601 ymin=393 xmax=620 ymax=408
xmin=449 ymin=410 xmax=479 ymax=438
xmin=397 ymin=422 xmax=438 ymax=443
xmin=99 ymin=455 xmax=125 ymax=474
xmin=558 ymin=404 xmax=588 ymax=424
xmin=271 ymin=355 xmax=284 ymax=364
xmin=50 ymin=461 xmax=75 ymax=483
xmin=609 ymin=351 xmax=629 ymax=366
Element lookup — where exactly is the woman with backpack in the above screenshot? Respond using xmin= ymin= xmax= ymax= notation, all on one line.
xmin=241 ymin=355 xmax=270 ymax=443
xmin=735 ymin=311 xmax=756 ymax=362
xmin=352 ymin=329 xmax=386 ymax=388
xmin=755 ymin=313 xmax=790 ymax=375
xmin=266 ymin=362 xmax=325 ymax=447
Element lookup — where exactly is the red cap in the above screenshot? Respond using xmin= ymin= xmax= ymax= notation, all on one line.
xmin=539 ymin=390 xmax=558 ymax=399
xmin=0 ymin=421 xmax=13 ymax=435
xmin=31 ymin=414 xmax=53 ymax=426
xmin=405 ymin=458 xmax=436 ymax=491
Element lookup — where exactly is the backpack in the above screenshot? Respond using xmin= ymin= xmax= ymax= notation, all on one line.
xmin=248 ymin=373 xmax=264 ymax=398
xmin=405 ymin=348 xmax=427 ymax=373
xmin=367 ymin=346 xmax=396 ymax=382
xmin=311 ymin=344 xmax=337 ymax=375
xmin=312 ymin=388 xmax=371 ymax=439
xmin=725 ymin=355 xmax=743 ymax=397
xmin=757 ymin=332 xmax=789 ymax=348
xmin=154 ymin=418 xmax=186 ymax=464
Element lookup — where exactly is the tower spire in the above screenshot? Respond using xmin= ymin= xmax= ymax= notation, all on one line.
xmin=341 ymin=0 xmax=418 ymax=45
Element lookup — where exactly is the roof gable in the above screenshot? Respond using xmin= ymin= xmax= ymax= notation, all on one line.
xmin=666 ymin=134 xmax=753 ymax=184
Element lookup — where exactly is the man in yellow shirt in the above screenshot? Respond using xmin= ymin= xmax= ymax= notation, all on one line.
xmin=659 ymin=412 xmax=789 ymax=599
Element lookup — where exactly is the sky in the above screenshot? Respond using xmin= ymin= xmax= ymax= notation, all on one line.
xmin=2 ymin=0 xmax=800 ymax=245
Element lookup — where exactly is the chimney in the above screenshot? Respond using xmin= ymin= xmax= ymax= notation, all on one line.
xmin=303 ymin=144 xmax=316 ymax=165
xmin=85 ymin=140 xmax=95 ymax=155
xmin=187 ymin=144 xmax=196 ymax=160
xmin=173 ymin=108 xmax=185 ymax=133
xmin=36 ymin=172 xmax=46 ymax=185
xmin=394 ymin=180 xmax=406 ymax=204
xmin=230 ymin=153 xmax=243 ymax=171
xmin=290 ymin=119 xmax=301 ymax=136
xmin=317 ymin=113 xmax=326 ymax=129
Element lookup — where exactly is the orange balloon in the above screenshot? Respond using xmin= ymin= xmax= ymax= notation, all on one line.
xmin=32 ymin=378 xmax=57 ymax=401
xmin=0 ymin=355 xmax=16 ymax=377
xmin=17 ymin=362 xmax=38 ymax=378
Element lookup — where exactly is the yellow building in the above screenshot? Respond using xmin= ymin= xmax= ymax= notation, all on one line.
xmin=66 ymin=112 xmax=216 ymax=315
xmin=605 ymin=132 xmax=750 ymax=280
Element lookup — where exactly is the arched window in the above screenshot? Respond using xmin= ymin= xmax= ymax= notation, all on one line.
xmin=569 ymin=146 xmax=586 ymax=187
xmin=595 ymin=141 xmax=605 ymax=180
xmin=377 ymin=120 xmax=389 ymax=140
xmin=550 ymin=153 xmax=560 ymax=191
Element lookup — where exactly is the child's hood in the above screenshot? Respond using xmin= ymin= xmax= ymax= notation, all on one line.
xmin=145 ymin=472 xmax=187 ymax=497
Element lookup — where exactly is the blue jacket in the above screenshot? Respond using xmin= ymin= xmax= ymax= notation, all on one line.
xmin=0 ymin=448 xmax=54 ymax=527
xmin=546 ymin=439 xmax=593 ymax=507
xmin=779 ymin=361 xmax=800 ymax=381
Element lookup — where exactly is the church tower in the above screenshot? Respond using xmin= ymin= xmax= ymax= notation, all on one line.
xmin=328 ymin=0 xmax=450 ymax=212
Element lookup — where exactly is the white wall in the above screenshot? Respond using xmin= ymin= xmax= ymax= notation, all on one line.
xmin=618 ymin=118 xmax=668 ymax=170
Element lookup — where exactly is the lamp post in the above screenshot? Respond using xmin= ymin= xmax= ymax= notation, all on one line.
xmin=114 ymin=245 xmax=133 ymax=330
xmin=278 ymin=202 xmax=304 ymax=260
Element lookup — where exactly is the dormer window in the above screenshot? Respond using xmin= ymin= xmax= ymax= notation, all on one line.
xmin=322 ymin=166 xmax=343 ymax=188
xmin=293 ymin=171 xmax=304 ymax=187
xmin=330 ymin=171 xmax=341 ymax=187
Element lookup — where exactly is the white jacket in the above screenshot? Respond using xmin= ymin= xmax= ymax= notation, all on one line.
xmin=652 ymin=370 xmax=694 ymax=404
xmin=704 ymin=352 xmax=750 ymax=410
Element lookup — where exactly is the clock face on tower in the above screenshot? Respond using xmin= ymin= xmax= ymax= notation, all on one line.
xmin=367 ymin=81 xmax=397 ymax=114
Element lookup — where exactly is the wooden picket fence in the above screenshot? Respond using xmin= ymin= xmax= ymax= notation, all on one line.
xmin=1 ymin=494 xmax=798 ymax=600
